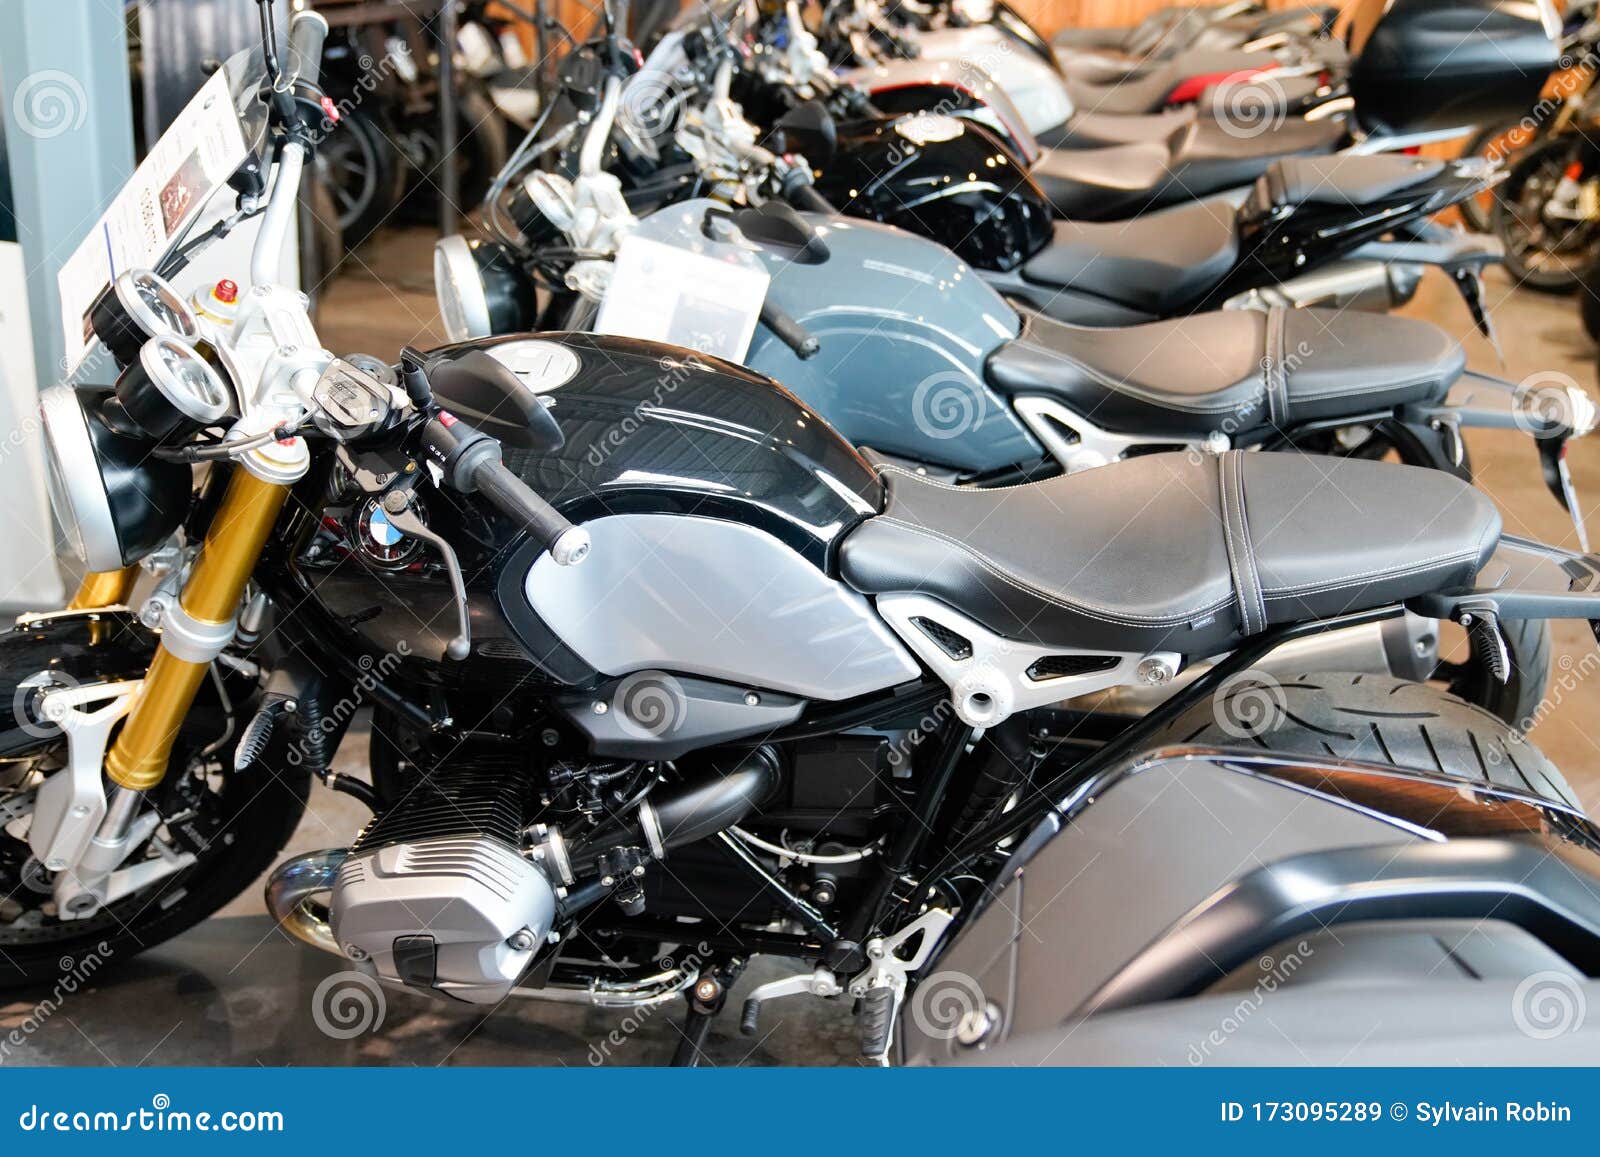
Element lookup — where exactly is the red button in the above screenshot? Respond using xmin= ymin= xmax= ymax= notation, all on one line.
xmin=321 ymin=96 xmax=340 ymax=124
xmin=213 ymin=279 xmax=238 ymax=304
xmin=439 ymin=411 xmax=459 ymax=428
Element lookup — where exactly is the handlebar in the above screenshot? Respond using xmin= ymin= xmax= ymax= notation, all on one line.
xmin=287 ymin=10 xmax=329 ymax=85
xmin=760 ymin=300 xmax=820 ymax=360
xmin=421 ymin=416 xmax=590 ymax=565
xmin=785 ymin=181 xmax=835 ymax=215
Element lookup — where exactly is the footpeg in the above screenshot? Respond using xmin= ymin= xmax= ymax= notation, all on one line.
xmin=1460 ymin=605 xmax=1510 ymax=684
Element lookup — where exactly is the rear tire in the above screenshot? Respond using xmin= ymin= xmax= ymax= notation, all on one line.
xmin=1153 ymin=672 xmax=1580 ymax=811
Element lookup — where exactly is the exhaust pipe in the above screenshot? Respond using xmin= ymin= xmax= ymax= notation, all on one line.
xmin=1069 ymin=612 xmax=1439 ymax=715
xmin=264 ymin=848 xmax=346 ymax=955
xmin=1225 ymin=259 xmax=1424 ymax=314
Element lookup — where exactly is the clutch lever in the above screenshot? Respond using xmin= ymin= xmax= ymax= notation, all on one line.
xmin=381 ymin=490 xmax=473 ymax=661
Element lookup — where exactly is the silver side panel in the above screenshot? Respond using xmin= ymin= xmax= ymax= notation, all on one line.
xmin=525 ymin=514 xmax=921 ymax=700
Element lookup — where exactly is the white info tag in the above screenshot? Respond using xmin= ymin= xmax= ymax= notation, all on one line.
xmin=594 ymin=235 xmax=770 ymax=363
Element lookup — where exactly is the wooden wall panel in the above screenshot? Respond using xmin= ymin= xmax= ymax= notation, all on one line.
xmin=1009 ymin=0 xmax=1360 ymax=38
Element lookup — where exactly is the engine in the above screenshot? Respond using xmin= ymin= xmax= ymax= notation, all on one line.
xmin=320 ymin=748 xmax=784 ymax=1004
xmin=330 ymin=766 xmax=556 ymax=1004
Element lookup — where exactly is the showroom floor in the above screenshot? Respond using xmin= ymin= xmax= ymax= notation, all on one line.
xmin=7 ymin=231 xmax=1600 ymax=1067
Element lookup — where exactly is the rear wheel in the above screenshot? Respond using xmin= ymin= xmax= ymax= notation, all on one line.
xmin=1152 ymin=672 xmax=1580 ymax=811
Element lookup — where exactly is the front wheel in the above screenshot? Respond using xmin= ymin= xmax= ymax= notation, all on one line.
xmin=0 ymin=701 xmax=311 ymax=988
xmin=1152 ymin=672 xmax=1580 ymax=811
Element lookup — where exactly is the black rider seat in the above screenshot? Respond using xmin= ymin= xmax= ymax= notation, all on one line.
xmin=1062 ymin=49 xmax=1275 ymax=115
xmin=1036 ymin=106 xmax=1198 ymax=151
xmin=839 ymin=451 xmax=1500 ymax=656
xmin=1031 ymin=117 xmax=1344 ymax=220
xmin=1020 ymin=196 xmax=1241 ymax=318
xmin=983 ymin=306 xmax=1465 ymax=437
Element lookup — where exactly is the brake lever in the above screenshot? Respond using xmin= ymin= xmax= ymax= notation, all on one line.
xmin=381 ymin=490 xmax=473 ymax=661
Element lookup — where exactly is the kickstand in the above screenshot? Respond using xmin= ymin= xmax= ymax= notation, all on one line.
xmin=668 ymin=957 xmax=746 ymax=1067
xmin=670 ymin=1007 xmax=715 ymax=1067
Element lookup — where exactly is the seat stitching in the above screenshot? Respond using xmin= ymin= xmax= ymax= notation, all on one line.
xmin=1227 ymin=453 xmax=1268 ymax=633
xmin=1260 ymin=550 xmax=1484 ymax=598
xmin=1216 ymin=454 xmax=1255 ymax=634
xmin=871 ymin=516 xmax=1233 ymax=624
xmin=1235 ymin=454 xmax=1268 ymax=629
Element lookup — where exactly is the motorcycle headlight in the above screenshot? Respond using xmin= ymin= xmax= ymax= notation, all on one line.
xmin=39 ymin=386 xmax=193 ymax=571
xmin=89 ymin=269 xmax=201 ymax=366
xmin=114 ymin=335 xmax=232 ymax=441
xmin=434 ymin=235 xmax=538 ymax=343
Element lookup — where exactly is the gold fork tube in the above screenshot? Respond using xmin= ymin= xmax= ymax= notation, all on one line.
xmin=68 ymin=566 xmax=139 ymax=609
xmin=105 ymin=470 xmax=290 ymax=791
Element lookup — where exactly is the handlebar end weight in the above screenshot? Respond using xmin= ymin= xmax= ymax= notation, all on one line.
xmin=550 ymin=526 xmax=591 ymax=567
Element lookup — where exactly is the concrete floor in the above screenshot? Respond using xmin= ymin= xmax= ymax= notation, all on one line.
xmin=6 ymin=231 xmax=1600 ymax=1066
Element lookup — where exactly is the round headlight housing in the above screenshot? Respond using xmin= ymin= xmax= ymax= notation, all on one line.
xmin=89 ymin=269 xmax=201 ymax=366
xmin=434 ymin=235 xmax=538 ymax=343
xmin=114 ymin=335 xmax=232 ymax=441
xmin=39 ymin=386 xmax=193 ymax=571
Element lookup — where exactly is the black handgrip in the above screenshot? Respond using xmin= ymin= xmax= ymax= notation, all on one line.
xmin=420 ymin=416 xmax=590 ymax=565
xmin=760 ymin=300 xmax=820 ymax=360
xmin=467 ymin=457 xmax=591 ymax=567
xmin=787 ymin=182 xmax=836 ymax=215
xmin=287 ymin=11 xmax=330 ymax=84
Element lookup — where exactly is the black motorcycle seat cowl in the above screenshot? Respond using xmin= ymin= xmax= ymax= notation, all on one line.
xmin=983 ymin=306 xmax=1464 ymax=436
xmin=1021 ymin=197 xmax=1239 ymax=315
xmin=1260 ymin=153 xmax=1444 ymax=208
xmin=839 ymin=451 xmax=1500 ymax=656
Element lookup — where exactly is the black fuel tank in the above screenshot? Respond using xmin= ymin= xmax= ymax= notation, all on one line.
xmin=466 ymin=332 xmax=885 ymax=568
xmin=816 ymin=115 xmax=1054 ymax=272
xmin=287 ymin=334 xmax=886 ymax=691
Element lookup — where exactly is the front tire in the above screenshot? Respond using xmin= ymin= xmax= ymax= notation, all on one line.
xmin=1153 ymin=672 xmax=1580 ymax=811
xmin=0 ymin=719 xmax=312 ymax=988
